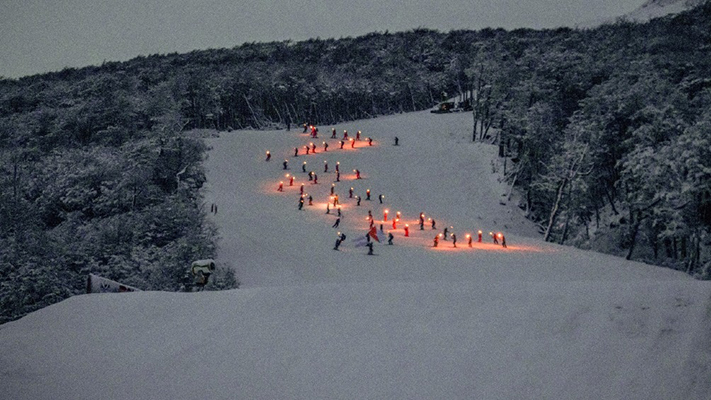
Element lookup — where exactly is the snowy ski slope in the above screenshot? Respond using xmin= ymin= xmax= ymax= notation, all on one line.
xmin=1 ymin=110 xmax=709 ymax=400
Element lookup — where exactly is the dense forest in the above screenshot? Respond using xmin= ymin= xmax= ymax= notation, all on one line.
xmin=2 ymin=3 xmax=711 ymax=322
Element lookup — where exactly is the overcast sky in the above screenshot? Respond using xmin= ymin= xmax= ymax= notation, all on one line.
xmin=1 ymin=0 xmax=645 ymax=79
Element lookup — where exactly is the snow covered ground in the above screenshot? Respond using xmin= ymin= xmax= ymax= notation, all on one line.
xmin=1 ymin=110 xmax=710 ymax=399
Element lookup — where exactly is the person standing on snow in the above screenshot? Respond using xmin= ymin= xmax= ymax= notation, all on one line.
xmin=324 ymin=161 xmax=329 ymax=173
xmin=294 ymin=147 xmax=299 ymax=157
xmin=356 ymin=195 xmax=362 ymax=206
xmin=331 ymin=128 xmax=337 ymax=138
xmin=332 ymin=218 xmax=341 ymax=228
xmin=366 ymin=189 xmax=371 ymax=200
xmin=388 ymin=233 xmax=394 ymax=245
xmin=378 ymin=194 xmax=384 ymax=204
xmin=349 ymin=187 xmax=354 ymax=198
xmin=266 ymin=151 xmax=271 ymax=161
xmin=323 ymin=142 xmax=329 ymax=152
xmin=451 ymin=233 xmax=457 ymax=248
xmin=298 ymin=197 xmax=304 ymax=210
xmin=283 ymin=160 xmax=289 ymax=170
xmin=367 ymin=242 xmax=374 ymax=255
xmin=433 ymin=234 xmax=440 ymax=247
xmin=467 ymin=234 xmax=473 ymax=247
xmin=443 ymin=226 xmax=449 ymax=241
xmin=356 ymin=130 xmax=361 ymax=141
xmin=394 ymin=137 xmax=399 ymax=146
xmin=404 ymin=224 xmax=410 ymax=237
xmin=343 ymin=130 xmax=348 ymax=140
xmin=340 ymin=140 xmax=345 ymax=149
xmin=278 ymin=181 xmax=284 ymax=192
xmin=308 ymin=195 xmax=313 ymax=206
xmin=419 ymin=213 xmax=425 ymax=230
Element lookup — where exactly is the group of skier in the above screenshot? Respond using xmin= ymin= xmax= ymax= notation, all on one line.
xmin=269 ymin=123 xmax=509 ymax=254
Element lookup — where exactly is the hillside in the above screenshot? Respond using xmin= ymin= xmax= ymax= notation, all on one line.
xmin=1 ymin=110 xmax=709 ymax=399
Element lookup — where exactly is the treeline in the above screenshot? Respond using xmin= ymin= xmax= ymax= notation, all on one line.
xmin=468 ymin=4 xmax=711 ymax=277
xmin=2 ymin=3 xmax=711 ymax=322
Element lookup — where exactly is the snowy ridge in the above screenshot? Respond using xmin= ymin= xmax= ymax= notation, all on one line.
xmin=1 ymin=110 xmax=710 ymax=399
xmin=578 ymin=0 xmax=705 ymax=28
xmin=625 ymin=0 xmax=705 ymax=21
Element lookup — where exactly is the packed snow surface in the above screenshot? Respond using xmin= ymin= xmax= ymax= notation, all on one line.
xmin=1 ymin=110 xmax=710 ymax=399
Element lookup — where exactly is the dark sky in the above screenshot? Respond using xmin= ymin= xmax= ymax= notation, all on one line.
xmin=1 ymin=0 xmax=644 ymax=79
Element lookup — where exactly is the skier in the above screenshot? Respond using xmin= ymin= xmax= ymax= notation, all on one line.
xmin=500 ymin=233 xmax=507 ymax=248
xmin=331 ymin=128 xmax=337 ymax=138
xmin=337 ymin=206 xmax=342 ymax=217
xmin=333 ymin=194 xmax=339 ymax=206
xmin=266 ymin=151 xmax=271 ymax=161
xmin=367 ymin=210 xmax=373 ymax=221
xmin=368 ymin=137 xmax=373 ymax=146
xmin=305 ymin=146 xmax=310 ymax=155
xmin=388 ymin=233 xmax=394 ymax=245
xmin=336 ymin=171 xmax=340 ymax=182
xmin=330 ymin=184 xmax=335 ymax=195
xmin=308 ymin=195 xmax=313 ymax=206
xmin=289 ymin=175 xmax=294 ymax=186
xmin=303 ymin=123 xmax=308 ymax=133
xmin=278 ymin=181 xmax=284 ymax=192
xmin=490 ymin=232 xmax=498 ymax=244
xmin=433 ymin=234 xmax=440 ymax=247
xmin=343 ymin=130 xmax=348 ymax=140
xmin=332 ymin=218 xmax=340 ymax=228
xmin=335 ymin=162 xmax=340 ymax=173
xmin=340 ymin=140 xmax=345 ymax=149
xmin=313 ymin=174 xmax=318 ymax=184
xmin=378 ymin=194 xmax=383 ymax=204
xmin=452 ymin=233 xmax=457 ymax=248
xmin=302 ymin=161 xmax=307 ymax=173
xmin=366 ymin=189 xmax=371 ymax=200
xmin=323 ymin=142 xmax=328 ymax=152
xmin=419 ymin=213 xmax=425 ymax=230
xmin=394 ymin=137 xmax=399 ymax=146
xmin=334 ymin=232 xmax=346 ymax=250
xmin=350 ymin=138 xmax=354 ymax=148
xmin=478 ymin=230 xmax=483 ymax=243
xmin=392 ymin=218 xmax=398 ymax=230
xmin=367 ymin=242 xmax=374 ymax=255
xmin=467 ymin=234 xmax=473 ymax=247
xmin=294 ymin=147 xmax=299 ymax=157
xmin=311 ymin=142 xmax=317 ymax=153
xmin=308 ymin=171 xmax=313 ymax=181
xmin=356 ymin=196 xmax=362 ymax=206
xmin=431 ymin=218 xmax=436 ymax=230
xmin=298 ymin=197 xmax=304 ymax=210
xmin=355 ymin=169 xmax=361 ymax=180
xmin=300 ymin=183 xmax=304 ymax=194
xmin=283 ymin=160 xmax=288 ymax=170
xmin=383 ymin=209 xmax=389 ymax=222
xmin=443 ymin=226 xmax=449 ymax=241
xmin=326 ymin=203 xmax=331 ymax=214
xmin=324 ymin=161 xmax=329 ymax=173
xmin=349 ymin=187 xmax=354 ymax=198
xmin=404 ymin=224 xmax=409 ymax=237
xmin=356 ymin=130 xmax=361 ymax=141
